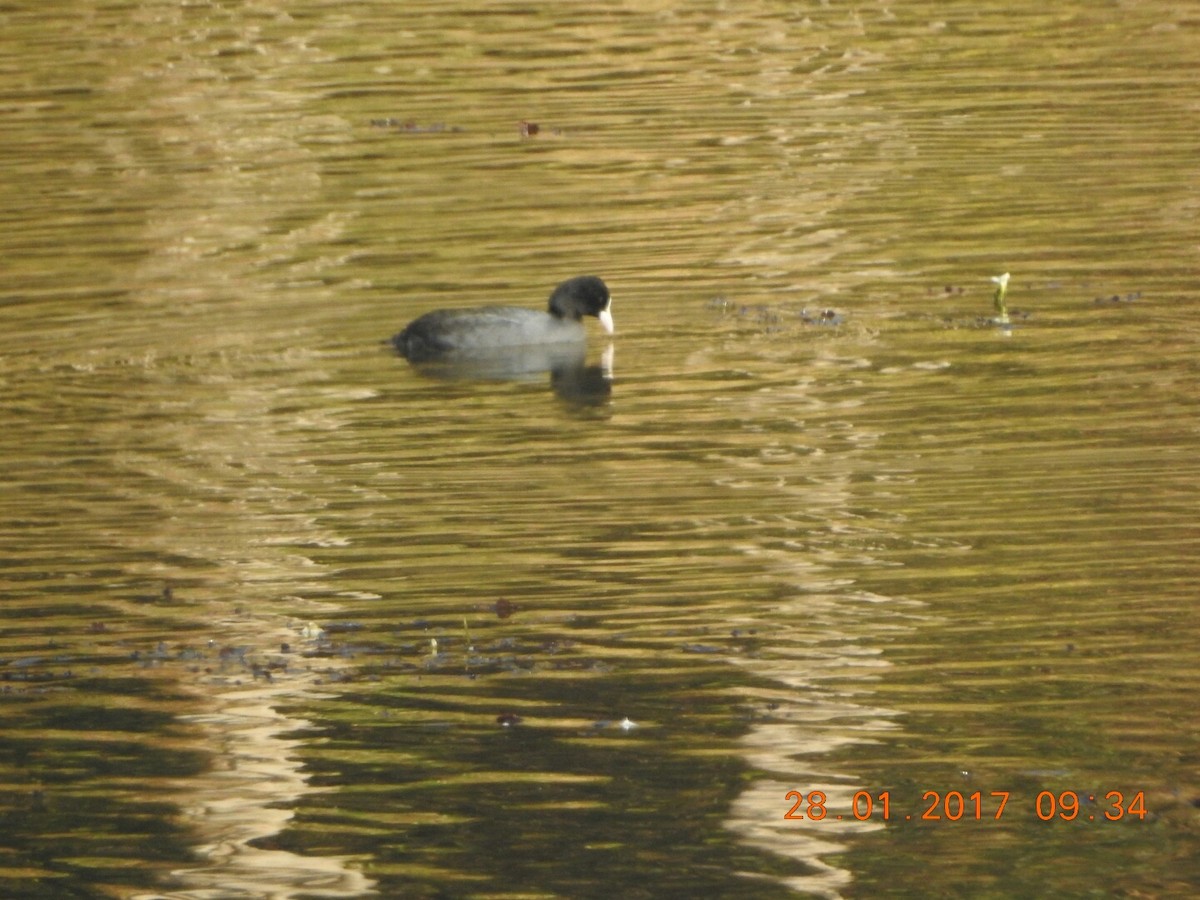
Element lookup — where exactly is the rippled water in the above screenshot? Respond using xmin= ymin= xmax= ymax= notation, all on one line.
xmin=2 ymin=1 xmax=1198 ymax=898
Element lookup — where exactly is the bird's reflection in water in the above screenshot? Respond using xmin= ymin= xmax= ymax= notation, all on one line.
xmin=402 ymin=343 xmax=614 ymax=407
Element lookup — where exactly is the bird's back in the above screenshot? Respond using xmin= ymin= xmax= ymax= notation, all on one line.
xmin=393 ymin=306 xmax=585 ymax=361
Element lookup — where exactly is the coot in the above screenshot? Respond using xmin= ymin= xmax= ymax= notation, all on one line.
xmin=393 ymin=276 xmax=613 ymax=361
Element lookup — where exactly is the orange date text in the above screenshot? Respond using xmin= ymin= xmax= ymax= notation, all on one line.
xmin=784 ymin=790 xmax=1147 ymax=823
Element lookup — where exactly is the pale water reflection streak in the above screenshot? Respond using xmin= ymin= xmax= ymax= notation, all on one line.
xmin=1 ymin=1 xmax=1197 ymax=898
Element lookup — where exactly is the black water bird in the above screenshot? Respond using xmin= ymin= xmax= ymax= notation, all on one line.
xmin=392 ymin=275 xmax=613 ymax=362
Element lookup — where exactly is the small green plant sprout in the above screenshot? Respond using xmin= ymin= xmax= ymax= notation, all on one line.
xmin=991 ymin=272 xmax=1011 ymax=324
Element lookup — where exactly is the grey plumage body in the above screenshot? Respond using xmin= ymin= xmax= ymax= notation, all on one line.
xmin=392 ymin=276 xmax=613 ymax=362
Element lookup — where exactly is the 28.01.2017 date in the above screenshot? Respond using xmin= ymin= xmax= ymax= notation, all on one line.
xmin=784 ymin=789 xmax=1147 ymax=823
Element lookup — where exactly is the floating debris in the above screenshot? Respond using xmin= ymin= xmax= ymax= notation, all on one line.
xmin=801 ymin=308 xmax=843 ymax=326
xmin=133 ymin=585 xmax=176 ymax=605
xmin=991 ymin=272 xmax=1011 ymax=324
xmin=590 ymin=716 xmax=640 ymax=732
xmin=708 ymin=297 xmax=845 ymax=330
xmin=518 ymin=120 xmax=567 ymax=138
xmin=368 ymin=119 xmax=464 ymax=133
xmin=681 ymin=642 xmax=724 ymax=654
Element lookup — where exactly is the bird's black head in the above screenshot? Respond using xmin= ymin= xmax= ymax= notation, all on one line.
xmin=548 ymin=276 xmax=613 ymax=333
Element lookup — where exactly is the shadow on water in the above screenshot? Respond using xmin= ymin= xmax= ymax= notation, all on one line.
xmin=2 ymin=0 xmax=1199 ymax=897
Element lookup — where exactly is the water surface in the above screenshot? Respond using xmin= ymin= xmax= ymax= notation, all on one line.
xmin=1 ymin=2 xmax=1198 ymax=898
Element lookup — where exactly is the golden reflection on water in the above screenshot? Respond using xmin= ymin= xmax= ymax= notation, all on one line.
xmin=1 ymin=0 xmax=1198 ymax=897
